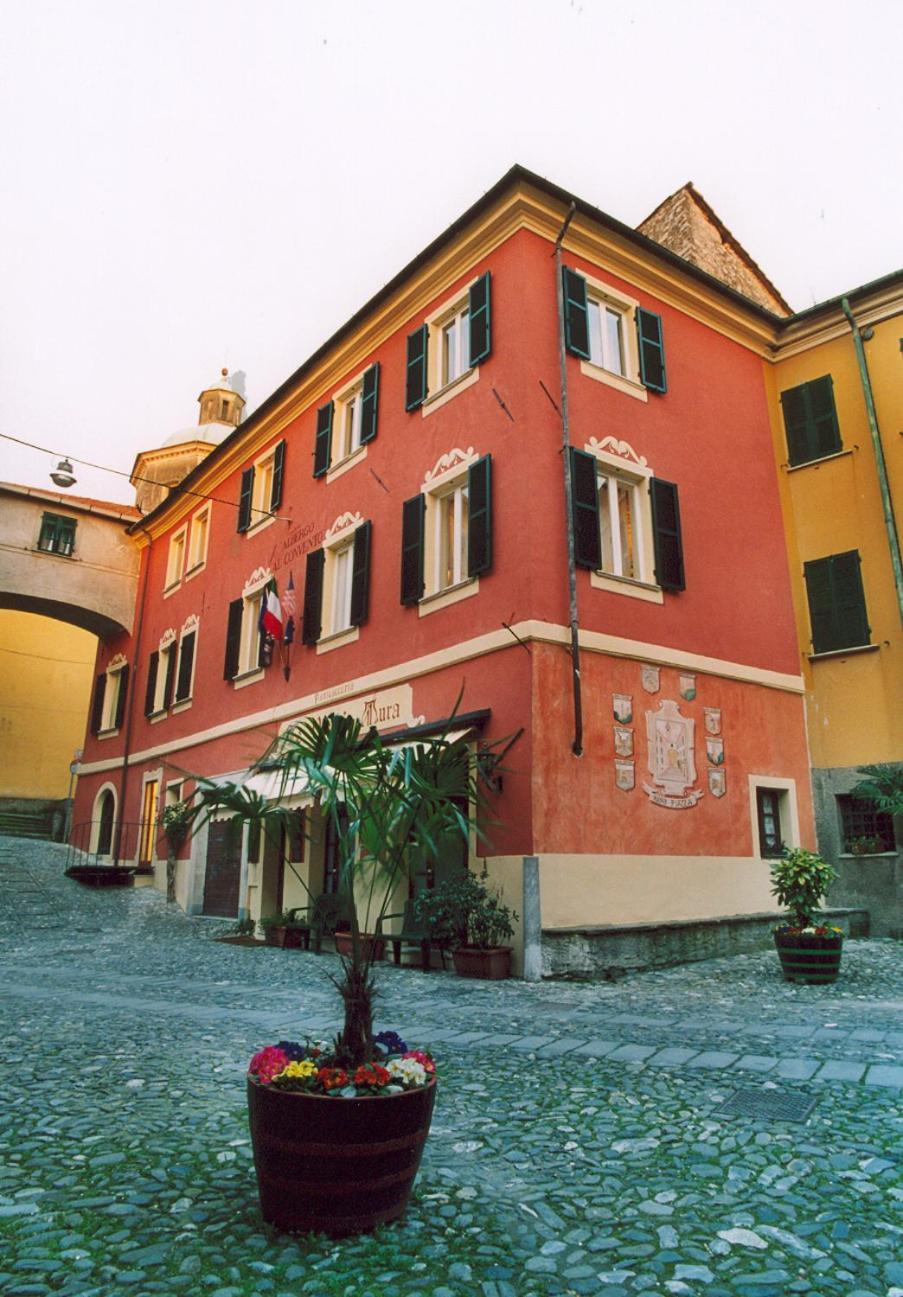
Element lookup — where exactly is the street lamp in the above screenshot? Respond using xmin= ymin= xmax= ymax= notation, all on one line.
xmin=50 ymin=458 xmax=77 ymax=488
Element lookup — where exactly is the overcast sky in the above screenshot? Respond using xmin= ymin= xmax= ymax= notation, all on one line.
xmin=1 ymin=0 xmax=900 ymax=504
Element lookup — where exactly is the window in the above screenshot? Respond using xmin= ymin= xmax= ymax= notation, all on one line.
xmin=401 ymin=453 xmax=492 ymax=608
xmin=803 ymin=551 xmax=870 ymax=655
xmin=569 ymin=441 xmax=683 ymax=597
xmin=756 ymin=788 xmax=784 ymax=858
xmin=145 ymin=632 xmax=177 ymax=716
xmin=780 ymin=376 xmax=841 ymax=467
xmin=405 ymin=272 xmax=491 ymax=412
xmin=37 ymin=513 xmax=76 ymax=556
xmin=89 ymin=657 xmax=129 ymax=736
xmin=563 ymin=266 xmax=666 ymax=395
xmin=165 ymin=527 xmax=186 ymax=590
xmin=186 ymin=505 xmax=210 ymax=575
xmin=224 ymin=573 xmax=270 ymax=681
xmin=312 ymin=364 xmax=379 ymax=478
xmin=302 ymin=518 xmax=371 ymax=647
xmin=173 ymin=619 xmax=198 ymax=706
xmin=837 ymin=796 xmax=896 ymax=854
xmin=237 ymin=440 xmax=285 ymax=532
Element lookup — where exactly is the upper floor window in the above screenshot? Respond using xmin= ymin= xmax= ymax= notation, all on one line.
xmin=90 ymin=656 xmax=129 ymax=736
xmin=302 ymin=515 xmax=371 ymax=648
xmin=186 ymin=504 xmax=210 ymax=576
xmin=780 ymin=376 xmax=841 ymax=467
xmin=224 ymin=570 xmax=272 ymax=683
xmin=405 ymin=272 xmax=491 ymax=413
xmin=145 ymin=631 xmax=177 ymax=717
xmin=312 ymin=364 xmax=380 ymax=479
xmin=569 ymin=438 xmax=683 ymax=599
xmin=401 ymin=450 xmax=492 ymax=612
xmin=563 ymin=266 xmax=666 ymax=397
xmin=803 ymin=550 xmax=870 ymax=655
xmin=37 ymin=513 xmax=76 ymax=556
xmin=173 ymin=618 xmax=198 ymax=707
xmin=237 ymin=441 xmax=285 ymax=533
xmin=165 ymin=526 xmax=187 ymax=591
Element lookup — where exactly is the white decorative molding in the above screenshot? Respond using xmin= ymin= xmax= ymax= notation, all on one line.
xmin=159 ymin=628 xmax=177 ymax=650
xmin=325 ymin=511 xmax=362 ymax=542
xmin=422 ymin=446 xmax=476 ymax=487
xmin=243 ymin=567 xmax=272 ymax=596
xmin=585 ymin=436 xmax=648 ymax=468
xmin=181 ymin=613 xmax=199 ymax=635
xmin=108 ymin=653 xmax=128 ymax=672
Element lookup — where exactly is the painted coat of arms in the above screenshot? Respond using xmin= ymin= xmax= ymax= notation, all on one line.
xmin=708 ymin=769 xmax=727 ymax=798
xmin=641 ymin=664 xmax=660 ymax=694
xmin=614 ymin=727 xmax=634 ymax=757
xmin=615 ymin=760 xmax=635 ymax=792
xmin=706 ymin=737 xmax=724 ymax=766
xmin=679 ymin=673 xmax=696 ymax=701
xmin=612 ymin=693 xmax=633 ymax=724
xmin=642 ymin=698 xmax=704 ymax=809
xmin=704 ymin=707 xmax=722 ymax=736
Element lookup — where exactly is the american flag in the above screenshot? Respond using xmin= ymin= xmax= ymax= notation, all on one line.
xmin=282 ymin=571 xmax=297 ymax=644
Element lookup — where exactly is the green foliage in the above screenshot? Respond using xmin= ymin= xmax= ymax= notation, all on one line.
xmin=228 ymin=917 xmax=256 ymax=936
xmin=162 ymin=799 xmax=194 ymax=848
xmin=851 ymin=763 xmax=903 ymax=817
xmin=849 ymin=835 xmax=885 ymax=856
xmin=414 ymin=871 xmax=517 ymax=952
xmin=258 ymin=909 xmax=306 ymax=931
xmin=770 ymin=847 xmax=837 ymax=929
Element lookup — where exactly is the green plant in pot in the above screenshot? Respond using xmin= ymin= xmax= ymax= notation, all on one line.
xmin=415 ymin=869 xmax=517 ymax=980
xmin=259 ymin=908 xmax=308 ymax=949
xmin=770 ymin=847 xmax=842 ymax=984
xmin=162 ymin=799 xmax=193 ymax=904
xmin=192 ymin=708 xmax=506 ymax=1234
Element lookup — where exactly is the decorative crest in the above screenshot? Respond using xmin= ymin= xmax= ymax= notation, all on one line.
xmin=243 ymin=567 xmax=272 ymax=596
xmin=422 ymin=447 xmax=476 ymax=486
xmin=325 ymin=511 xmax=362 ymax=541
xmin=585 ymin=436 xmax=648 ymax=468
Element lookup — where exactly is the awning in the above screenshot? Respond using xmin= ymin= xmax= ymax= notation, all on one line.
xmin=241 ymin=768 xmax=313 ymax=805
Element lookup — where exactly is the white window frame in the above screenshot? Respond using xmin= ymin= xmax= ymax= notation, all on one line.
xmin=247 ymin=448 xmax=278 ymax=535
xmin=151 ymin=629 xmax=177 ymax=719
xmin=327 ymin=373 xmax=368 ymax=481
xmin=583 ymin=437 xmax=662 ymax=605
xmin=172 ymin=615 xmax=199 ymax=712
xmin=90 ymin=782 xmax=119 ymax=857
xmin=186 ymin=504 xmax=211 ymax=577
xmin=418 ymin=447 xmax=481 ymax=617
xmin=164 ymin=526 xmax=187 ymax=593
xmin=579 ymin=274 xmax=648 ymax=403
xmin=233 ymin=568 xmax=269 ymax=685
xmin=98 ymin=654 xmax=128 ymax=736
xmin=748 ymin=776 xmax=800 ymax=860
xmin=421 ymin=282 xmax=481 ymax=415
xmin=317 ymin=514 xmax=362 ymax=653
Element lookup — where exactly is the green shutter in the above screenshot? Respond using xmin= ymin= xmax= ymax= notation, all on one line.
xmin=162 ymin=647 xmax=176 ymax=710
xmin=400 ymin=495 xmax=426 ymax=604
xmin=302 ymin=548 xmax=325 ymax=644
xmin=114 ymin=666 xmax=129 ymax=729
xmin=637 ymin=308 xmax=667 ymax=393
xmin=405 ymin=324 xmax=429 ymax=411
xmin=90 ymin=673 xmax=106 ymax=735
xmin=360 ymin=363 xmax=380 ymax=444
xmin=467 ymin=455 xmax=492 ymax=577
xmin=289 ymin=809 xmax=305 ymax=863
xmin=650 ymin=478 xmax=685 ymax=591
xmin=804 ymin=550 xmax=869 ymax=653
xmin=223 ymin=599 xmax=243 ymax=680
xmin=313 ymin=402 xmax=333 ymax=478
xmin=145 ymin=650 xmax=159 ymax=715
xmin=569 ymin=448 xmax=601 ymax=569
xmin=468 ymin=272 xmax=492 ymax=366
xmin=562 ymin=267 xmax=590 ymax=360
xmin=237 ymin=468 xmax=254 ymax=532
xmin=270 ymin=440 xmax=285 ymax=510
xmin=175 ymin=632 xmax=195 ymax=702
xmin=350 ymin=521 xmax=372 ymax=627
xmin=780 ymin=375 xmax=841 ymax=466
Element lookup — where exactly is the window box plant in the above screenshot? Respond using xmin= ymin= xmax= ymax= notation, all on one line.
xmin=414 ymin=870 xmax=517 ymax=980
xmin=194 ymin=709 xmax=504 ymax=1234
xmin=770 ymin=847 xmax=842 ymax=983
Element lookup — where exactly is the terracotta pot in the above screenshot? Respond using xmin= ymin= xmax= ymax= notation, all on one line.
xmin=264 ymin=926 xmax=307 ymax=949
xmin=452 ymin=946 xmax=512 ymax=980
xmin=333 ymin=931 xmax=385 ymax=961
xmin=774 ymin=931 xmax=843 ymax=984
xmin=247 ymin=1076 xmax=436 ymax=1235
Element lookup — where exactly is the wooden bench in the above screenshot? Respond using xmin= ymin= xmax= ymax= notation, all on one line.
xmin=382 ymin=900 xmax=434 ymax=971
xmin=288 ymin=893 xmax=353 ymax=954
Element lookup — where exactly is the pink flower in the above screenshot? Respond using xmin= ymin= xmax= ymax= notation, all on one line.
xmin=403 ymin=1050 xmax=435 ymax=1074
xmin=249 ymin=1046 xmax=289 ymax=1084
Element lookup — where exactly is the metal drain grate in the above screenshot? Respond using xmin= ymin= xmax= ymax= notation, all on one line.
xmin=714 ymin=1088 xmax=819 ymax=1124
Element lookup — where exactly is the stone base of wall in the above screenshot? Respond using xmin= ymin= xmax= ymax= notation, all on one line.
xmin=541 ymin=908 xmax=870 ymax=980
xmin=830 ymin=857 xmax=903 ymax=939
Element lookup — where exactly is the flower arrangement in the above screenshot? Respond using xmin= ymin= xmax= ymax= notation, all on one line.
xmin=248 ymin=1032 xmax=436 ymax=1097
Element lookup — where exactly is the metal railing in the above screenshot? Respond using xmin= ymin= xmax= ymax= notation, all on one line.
xmin=66 ymin=820 xmax=161 ymax=872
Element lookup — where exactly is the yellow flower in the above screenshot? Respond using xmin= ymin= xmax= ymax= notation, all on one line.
xmin=278 ymin=1060 xmax=317 ymax=1079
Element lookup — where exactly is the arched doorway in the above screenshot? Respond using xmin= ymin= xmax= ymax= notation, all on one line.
xmin=91 ymin=785 xmax=117 ymax=858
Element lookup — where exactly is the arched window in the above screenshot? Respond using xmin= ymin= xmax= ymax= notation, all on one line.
xmin=92 ymin=786 xmax=117 ymax=858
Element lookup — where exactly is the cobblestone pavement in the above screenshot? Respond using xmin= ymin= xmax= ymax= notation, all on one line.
xmin=1 ymin=835 xmax=901 ymax=1297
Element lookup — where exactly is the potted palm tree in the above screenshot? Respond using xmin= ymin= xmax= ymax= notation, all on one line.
xmin=194 ymin=709 xmax=504 ymax=1234
xmin=770 ymin=847 xmax=842 ymax=983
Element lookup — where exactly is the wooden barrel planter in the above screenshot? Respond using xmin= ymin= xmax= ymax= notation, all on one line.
xmin=247 ymin=1077 xmax=436 ymax=1235
xmin=774 ymin=932 xmax=843 ymax=984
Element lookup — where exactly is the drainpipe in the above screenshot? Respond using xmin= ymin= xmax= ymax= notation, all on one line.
xmin=113 ymin=523 xmax=151 ymax=863
xmin=840 ymin=297 xmax=903 ymax=627
xmin=554 ymin=202 xmax=584 ymax=757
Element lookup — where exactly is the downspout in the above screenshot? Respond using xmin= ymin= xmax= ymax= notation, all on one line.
xmin=113 ymin=522 xmax=152 ymax=863
xmin=839 ymin=297 xmax=903 ymax=627
xmin=553 ymin=202 xmax=584 ymax=756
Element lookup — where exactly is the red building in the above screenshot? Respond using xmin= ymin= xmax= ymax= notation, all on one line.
xmin=72 ymin=167 xmax=814 ymax=975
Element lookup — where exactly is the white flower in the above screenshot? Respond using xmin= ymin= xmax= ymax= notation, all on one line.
xmin=387 ymin=1057 xmax=427 ymax=1088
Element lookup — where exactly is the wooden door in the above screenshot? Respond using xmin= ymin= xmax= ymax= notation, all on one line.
xmin=138 ymin=779 xmax=159 ymax=867
xmin=202 ymin=819 xmax=242 ymax=917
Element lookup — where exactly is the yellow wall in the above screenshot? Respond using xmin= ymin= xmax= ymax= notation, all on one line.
xmin=0 ymin=611 xmax=97 ymax=798
xmin=766 ymin=298 xmax=903 ymax=768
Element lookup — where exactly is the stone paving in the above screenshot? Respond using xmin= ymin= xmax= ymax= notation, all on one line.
xmin=0 ymin=834 xmax=901 ymax=1297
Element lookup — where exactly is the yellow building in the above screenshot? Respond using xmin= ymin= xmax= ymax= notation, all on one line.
xmin=766 ymin=270 xmax=903 ymax=932
xmin=0 ymin=610 xmax=97 ymax=833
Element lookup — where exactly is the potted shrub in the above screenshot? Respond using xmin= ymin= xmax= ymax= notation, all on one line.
xmin=415 ymin=870 xmax=517 ymax=980
xmin=162 ymin=799 xmax=193 ymax=903
xmin=259 ymin=909 xmax=309 ymax=949
xmin=770 ymin=847 xmax=843 ymax=983
xmin=195 ymin=709 xmax=504 ymax=1234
